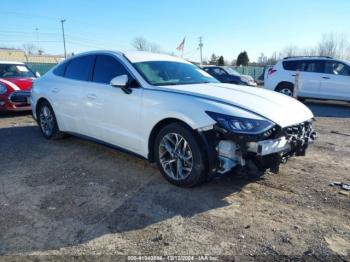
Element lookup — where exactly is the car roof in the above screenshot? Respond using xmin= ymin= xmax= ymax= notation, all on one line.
xmin=123 ymin=51 xmax=190 ymax=63
xmin=0 ymin=61 xmax=25 ymax=65
xmin=281 ymin=56 xmax=350 ymax=65
xmin=68 ymin=50 xmax=191 ymax=64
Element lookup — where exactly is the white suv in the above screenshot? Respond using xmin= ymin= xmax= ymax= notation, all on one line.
xmin=30 ymin=51 xmax=316 ymax=187
xmin=264 ymin=56 xmax=350 ymax=101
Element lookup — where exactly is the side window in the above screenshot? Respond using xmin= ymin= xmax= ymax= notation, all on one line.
xmin=53 ymin=62 xmax=67 ymax=76
xmin=64 ymin=55 xmax=95 ymax=81
xmin=213 ymin=68 xmax=226 ymax=75
xmin=92 ymin=55 xmax=130 ymax=84
xmin=325 ymin=61 xmax=350 ymax=76
xmin=304 ymin=60 xmax=324 ymax=73
xmin=283 ymin=60 xmax=301 ymax=71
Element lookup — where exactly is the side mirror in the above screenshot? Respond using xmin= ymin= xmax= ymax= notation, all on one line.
xmin=110 ymin=75 xmax=132 ymax=94
xmin=35 ymin=72 xmax=41 ymax=78
xmin=110 ymin=75 xmax=128 ymax=87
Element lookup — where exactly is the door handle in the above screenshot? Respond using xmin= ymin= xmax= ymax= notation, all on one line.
xmin=51 ymin=88 xmax=59 ymax=93
xmin=322 ymin=76 xmax=330 ymax=79
xmin=87 ymin=93 xmax=97 ymax=100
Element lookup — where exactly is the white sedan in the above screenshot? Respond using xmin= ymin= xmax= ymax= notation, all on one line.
xmin=30 ymin=51 xmax=316 ymax=187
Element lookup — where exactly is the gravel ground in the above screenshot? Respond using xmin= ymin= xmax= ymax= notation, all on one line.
xmin=0 ymin=100 xmax=349 ymax=261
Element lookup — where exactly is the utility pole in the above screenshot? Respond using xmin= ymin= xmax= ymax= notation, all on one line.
xmin=35 ymin=27 xmax=39 ymax=47
xmin=60 ymin=19 xmax=67 ymax=58
xmin=198 ymin=36 xmax=203 ymax=65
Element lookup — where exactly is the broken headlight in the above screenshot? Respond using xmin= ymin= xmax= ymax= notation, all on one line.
xmin=206 ymin=111 xmax=275 ymax=135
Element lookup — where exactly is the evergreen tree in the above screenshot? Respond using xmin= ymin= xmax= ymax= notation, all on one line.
xmin=209 ymin=53 xmax=217 ymax=65
xmin=217 ymin=56 xmax=224 ymax=66
xmin=236 ymin=51 xmax=250 ymax=66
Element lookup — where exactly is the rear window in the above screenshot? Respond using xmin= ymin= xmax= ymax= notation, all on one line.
xmin=304 ymin=61 xmax=324 ymax=73
xmin=283 ymin=60 xmax=325 ymax=73
xmin=53 ymin=62 xmax=67 ymax=76
xmin=64 ymin=55 xmax=95 ymax=81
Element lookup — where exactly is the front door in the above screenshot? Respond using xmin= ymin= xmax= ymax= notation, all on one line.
xmin=82 ymin=54 xmax=143 ymax=151
xmin=320 ymin=61 xmax=350 ymax=101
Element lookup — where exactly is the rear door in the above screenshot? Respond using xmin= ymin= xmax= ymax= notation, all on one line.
xmin=320 ymin=60 xmax=350 ymax=100
xmin=298 ymin=60 xmax=323 ymax=98
xmin=51 ymin=55 xmax=95 ymax=134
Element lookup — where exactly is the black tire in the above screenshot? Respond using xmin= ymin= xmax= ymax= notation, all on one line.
xmin=276 ymin=84 xmax=294 ymax=97
xmin=154 ymin=122 xmax=208 ymax=187
xmin=37 ymin=100 xmax=64 ymax=140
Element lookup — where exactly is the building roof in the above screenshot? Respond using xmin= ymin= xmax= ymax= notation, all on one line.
xmin=0 ymin=60 xmax=25 ymax=65
xmin=0 ymin=49 xmax=64 ymax=64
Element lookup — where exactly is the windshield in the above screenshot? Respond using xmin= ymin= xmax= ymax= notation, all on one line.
xmin=225 ymin=67 xmax=241 ymax=76
xmin=133 ymin=61 xmax=219 ymax=86
xmin=0 ymin=64 xmax=35 ymax=78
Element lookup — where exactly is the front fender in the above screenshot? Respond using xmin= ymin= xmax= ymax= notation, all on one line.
xmin=139 ymin=88 xmax=265 ymax=157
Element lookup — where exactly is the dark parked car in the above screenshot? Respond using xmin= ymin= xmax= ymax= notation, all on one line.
xmin=202 ymin=66 xmax=257 ymax=86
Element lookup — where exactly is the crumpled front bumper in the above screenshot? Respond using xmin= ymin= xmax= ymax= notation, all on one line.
xmin=212 ymin=120 xmax=317 ymax=174
xmin=247 ymin=120 xmax=317 ymax=156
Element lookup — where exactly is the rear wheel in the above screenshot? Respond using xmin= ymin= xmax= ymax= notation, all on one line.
xmin=276 ymin=84 xmax=294 ymax=97
xmin=37 ymin=101 xmax=64 ymax=139
xmin=154 ymin=122 xmax=208 ymax=187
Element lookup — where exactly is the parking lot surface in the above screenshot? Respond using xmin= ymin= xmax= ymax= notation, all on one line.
xmin=0 ymin=101 xmax=349 ymax=260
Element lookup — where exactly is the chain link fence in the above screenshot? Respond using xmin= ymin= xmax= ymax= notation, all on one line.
xmin=232 ymin=66 xmax=266 ymax=81
xmin=26 ymin=63 xmax=57 ymax=75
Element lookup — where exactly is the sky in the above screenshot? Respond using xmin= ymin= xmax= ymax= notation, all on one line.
xmin=1 ymin=0 xmax=350 ymax=62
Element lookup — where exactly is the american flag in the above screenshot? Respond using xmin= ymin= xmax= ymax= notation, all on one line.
xmin=176 ymin=37 xmax=186 ymax=52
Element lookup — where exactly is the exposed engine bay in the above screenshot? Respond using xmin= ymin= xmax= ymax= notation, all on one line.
xmin=201 ymin=120 xmax=317 ymax=175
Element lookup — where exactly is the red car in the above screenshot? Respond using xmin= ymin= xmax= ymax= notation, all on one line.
xmin=0 ymin=61 xmax=39 ymax=112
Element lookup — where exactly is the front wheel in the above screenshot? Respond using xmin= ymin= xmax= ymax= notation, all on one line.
xmin=154 ymin=123 xmax=208 ymax=187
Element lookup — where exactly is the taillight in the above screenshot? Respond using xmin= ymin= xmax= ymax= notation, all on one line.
xmin=268 ymin=68 xmax=277 ymax=77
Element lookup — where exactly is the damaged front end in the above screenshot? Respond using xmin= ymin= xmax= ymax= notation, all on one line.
xmin=200 ymin=112 xmax=317 ymax=175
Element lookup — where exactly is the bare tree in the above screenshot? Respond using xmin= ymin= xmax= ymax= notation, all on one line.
xmin=301 ymin=47 xmax=317 ymax=56
xmin=281 ymin=45 xmax=299 ymax=57
xmin=277 ymin=32 xmax=350 ymax=60
xmin=131 ymin=37 xmax=149 ymax=51
xmin=37 ymin=49 xmax=45 ymax=55
xmin=335 ymin=33 xmax=350 ymax=59
xmin=318 ymin=33 xmax=337 ymax=57
xmin=22 ymin=43 xmax=38 ymax=55
xmin=131 ymin=37 xmax=162 ymax=53
xmin=149 ymin=42 xmax=161 ymax=53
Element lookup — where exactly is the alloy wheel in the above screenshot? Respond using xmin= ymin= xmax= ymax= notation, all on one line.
xmin=39 ymin=106 xmax=54 ymax=136
xmin=280 ymin=88 xmax=293 ymax=97
xmin=158 ymin=133 xmax=193 ymax=180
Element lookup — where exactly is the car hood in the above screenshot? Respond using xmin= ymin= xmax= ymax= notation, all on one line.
xmin=159 ymin=83 xmax=314 ymax=128
xmin=0 ymin=77 xmax=34 ymax=91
